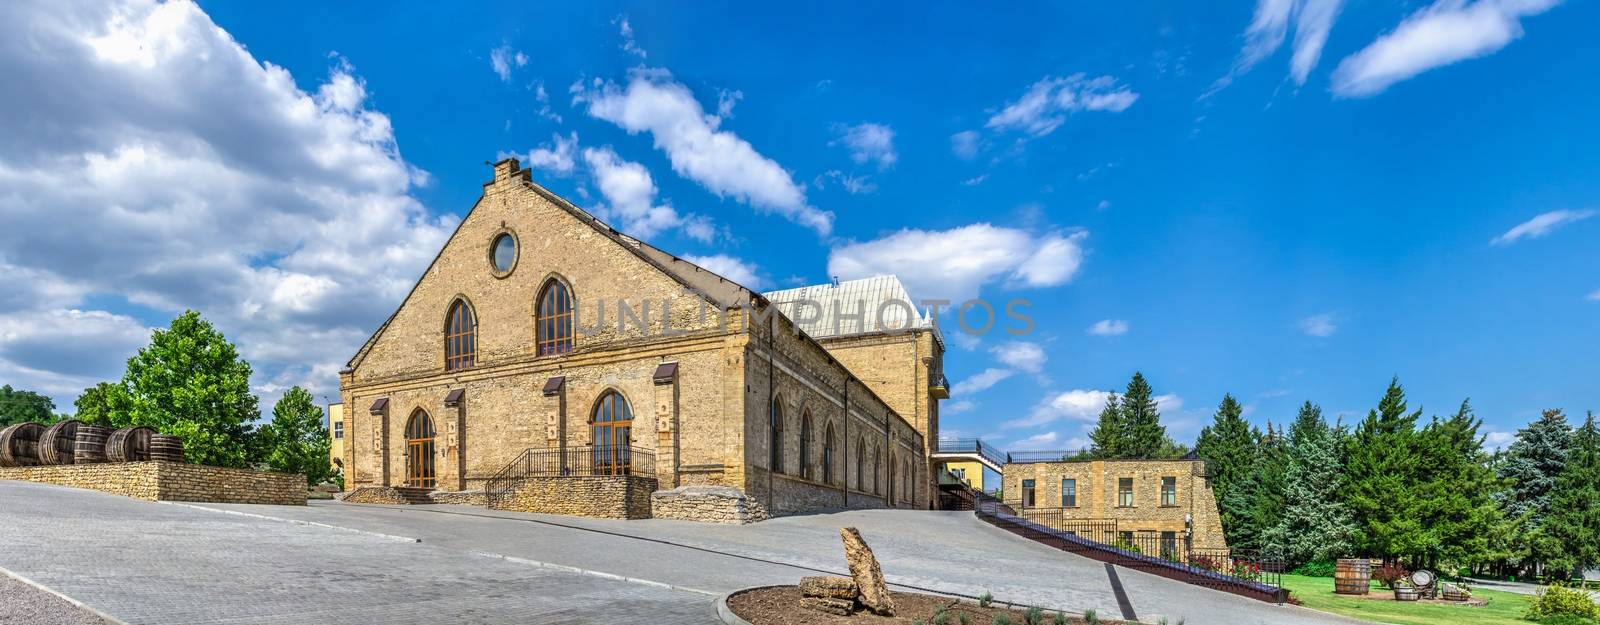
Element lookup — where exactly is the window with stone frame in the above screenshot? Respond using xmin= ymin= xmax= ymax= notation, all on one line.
xmin=855 ymin=438 xmax=865 ymax=491
xmin=1021 ymin=479 xmax=1036 ymax=507
xmin=822 ymin=422 xmax=836 ymax=485
xmin=1061 ymin=478 xmax=1076 ymax=507
xmin=444 ymin=299 xmax=476 ymax=372
xmin=1161 ymin=476 xmax=1177 ymax=506
xmin=1118 ymin=477 xmax=1134 ymax=507
xmin=799 ymin=412 xmax=812 ymax=479
xmin=769 ymin=397 xmax=784 ymax=474
xmin=536 ymin=279 xmax=574 ymax=356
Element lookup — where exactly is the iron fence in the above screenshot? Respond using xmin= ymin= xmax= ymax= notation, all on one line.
xmin=485 ymin=446 xmax=655 ymax=507
xmin=932 ymin=438 xmax=1009 ymax=468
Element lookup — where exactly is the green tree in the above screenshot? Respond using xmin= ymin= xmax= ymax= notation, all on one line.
xmin=0 ymin=385 xmax=56 ymax=427
xmin=1542 ymin=412 xmax=1600 ymax=576
xmin=258 ymin=386 xmax=331 ymax=487
xmin=1411 ymin=400 xmax=1501 ymax=569
xmin=109 ymin=311 xmax=259 ymax=467
xmin=1088 ymin=392 xmax=1123 ymax=459
xmin=1264 ymin=402 xmax=1356 ymax=566
xmin=1195 ymin=393 xmax=1259 ymax=543
xmin=1119 ymin=372 xmax=1171 ymax=458
xmin=1343 ymin=377 xmax=1425 ymax=559
xmin=71 ymin=382 xmax=122 ymax=426
xmin=1495 ymin=408 xmax=1572 ymax=573
xmin=1226 ymin=421 xmax=1288 ymax=552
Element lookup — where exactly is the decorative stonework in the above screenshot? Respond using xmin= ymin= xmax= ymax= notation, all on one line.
xmin=651 ymin=485 xmax=770 ymax=524
xmin=0 ymin=461 xmax=305 ymax=505
xmin=491 ymin=476 xmax=656 ymax=519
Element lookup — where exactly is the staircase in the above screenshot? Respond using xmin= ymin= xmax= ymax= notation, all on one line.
xmin=393 ymin=487 xmax=435 ymax=505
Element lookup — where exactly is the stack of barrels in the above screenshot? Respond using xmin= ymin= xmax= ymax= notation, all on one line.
xmin=0 ymin=421 xmax=184 ymax=467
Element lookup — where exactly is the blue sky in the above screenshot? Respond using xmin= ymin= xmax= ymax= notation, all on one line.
xmin=1 ymin=1 xmax=1594 ymax=451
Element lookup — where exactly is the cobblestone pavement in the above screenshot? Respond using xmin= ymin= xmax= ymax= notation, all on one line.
xmin=194 ymin=499 xmax=1366 ymax=625
xmin=0 ymin=572 xmax=114 ymax=625
xmin=0 ymin=481 xmax=715 ymax=625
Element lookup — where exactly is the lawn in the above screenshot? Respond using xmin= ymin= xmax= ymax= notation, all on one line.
xmin=1282 ymin=573 xmax=1532 ymax=625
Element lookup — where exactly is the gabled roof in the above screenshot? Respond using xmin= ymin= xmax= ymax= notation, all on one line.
xmin=762 ymin=275 xmax=940 ymax=345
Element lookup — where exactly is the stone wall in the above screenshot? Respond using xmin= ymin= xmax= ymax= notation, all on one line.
xmin=490 ymin=475 xmax=656 ymax=519
xmin=1001 ymin=458 xmax=1228 ymax=550
xmin=0 ymin=462 xmax=305 ymax=506
xmin=651 ymin=485 xmax=770 ymax=524
xmin=338 ymin=486 xmax=410 ymax=504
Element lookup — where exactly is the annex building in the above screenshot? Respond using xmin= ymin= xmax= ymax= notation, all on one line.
xmin=337 ymin=159 xmax=937 ymax=521
xmin=1001 ymin=456 xmax=1228 ymax=552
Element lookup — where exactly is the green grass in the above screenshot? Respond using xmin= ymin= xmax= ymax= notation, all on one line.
xmin=1281 ymin=573 xmax=1533 ymax=625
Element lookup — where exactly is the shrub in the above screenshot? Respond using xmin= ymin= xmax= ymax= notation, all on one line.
xmin=959 ymin=612 xmax=971 ymax=625
xmin=1526 ymin=584 xmax=1600 ymax=621
xmin=1537 ymin=615 xmax=1595 ymax=625
xmin=1373 ymin=563 xmax=1408 ymax=589
xmin=993 ymin=614 xmax=1013 ymax=625
xmin=1024 ymin=607 xmax=1043 ymax=625
xmin=1291 ymin=560 xmax=1336 ymax=577
xmin=1051 ymin=611 xmax=1069 ymax=625
xmin=1083 ymin=608 xmax=1099 ymax=625
xmin=931 ymin=607 xmax=950 ymax=625
xmin=979 ymin=592 xmax=993 ymax=607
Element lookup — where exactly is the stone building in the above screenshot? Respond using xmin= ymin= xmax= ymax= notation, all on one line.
xmin=338 ymin=159 xmax=932 ymax=520
xmin=1000 ymin=457 xmax=1228 ymax=551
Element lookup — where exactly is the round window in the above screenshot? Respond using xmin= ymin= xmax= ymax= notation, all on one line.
xmin=491 ymin=233 xmax=517 ymax=274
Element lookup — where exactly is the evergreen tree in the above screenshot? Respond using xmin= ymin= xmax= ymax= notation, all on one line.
xmin=1412 ymin=400 xmax=1501 ymax=569
xmin=71 ymin=382 xmax=121 ymax=426
xmin=109 ymin=311 xmax=259 ymax=467
xmin=1119 ymin=372 xmax=1172 ymax=459
xmin=1088 ymin=392 xmax=1123 ymax=459
xmin=1226 ymin=422 xmax=1288 ymax=552
xmin=259 ymin=387 xmax=332 ymax=487
xmin=1495 ymin=408 xmax=1573 ymax=571
xmin=1195 ymin=394 xmax=1259 ymax=543
xmin=0 ymin=385 xmax=56 ymax=427
xmin=1542 ymin=412 xmax=1600 ymax=576
xmin=1343 ymin=377 xmax=1425 ymax=559
xmin=1264 ymin=402 xmax=1356 ymax=566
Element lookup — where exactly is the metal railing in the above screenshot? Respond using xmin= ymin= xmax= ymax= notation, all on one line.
xmin=974 ymin=495 xmax=1286 ymax=603
xmin=485 ymin=446 xmax=655 ymax=507
xmin=932 ymin=438 xmax=1008 ymax=468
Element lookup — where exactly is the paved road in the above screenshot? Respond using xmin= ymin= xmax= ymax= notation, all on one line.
xmin=0 ymin=481 xmax=1364 ymax=625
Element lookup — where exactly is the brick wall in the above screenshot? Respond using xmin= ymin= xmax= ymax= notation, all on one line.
xmin=1001 ymin=459 xmax=1228 ymax=550
xmin=0 ymin=462 xmax=305 ymax=506
xmin=489 ymin=475 xmax=657 ymax=519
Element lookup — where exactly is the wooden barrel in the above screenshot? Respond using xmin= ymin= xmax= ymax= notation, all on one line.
xmin=1441 ymin=584 xmax=1470 ymax=601
xmin=150 ymin=435 xmax=185 ymax=463
xmin=105 ymin=426 xmax=155 ymax=462
xmin=1334 ymin=558 xmax=1371 ymax=595
xmin=38 ymin=419 xmax=81 ymax=465
xmin=74 ymin=425 xmax=110 ymax=464
xmin=0 ymin=422 xmax=44 ymax=467
xmin=1394 ymin=586 xmax=1420 ymax=601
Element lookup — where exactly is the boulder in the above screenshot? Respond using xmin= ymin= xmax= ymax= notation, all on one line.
xmin=839 ymin=527 xmax=895 ymax=616
xmin=800 ymin=597 xmax=854 ymax=616
xmin=800 ymin=576 xmax=859 ymax=600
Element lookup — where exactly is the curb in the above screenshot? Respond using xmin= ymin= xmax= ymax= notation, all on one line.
xmin=154 ymin=501 xmax=422 ymax=543
xmin=0 ymin=565 xmax=131 ymax=625
xmin=714 ymin=586 xmax=777 ymax=625
xmin=467 ymin=550 xmax=720 ymax=597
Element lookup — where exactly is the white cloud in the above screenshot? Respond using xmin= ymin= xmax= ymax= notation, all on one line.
xmin=984 ymin=74 xmax=1138 ymax=138
xmin=717 ymin=89 xmax=743 ymax=118
xmin=953 ymin=367 xmax=1016 ymax=396
xmin=962 ymin=174 xmax=989 ymax=187
xmin=832 ymin=122 xmax=897 ymax=169
xmin=1292 ymin=0 xmax=1346 ymax=84
xmin=616 ymin=15 xmax=647 ymax=59
xmin=817 ymin=170 xmax=876 ymax=195
xmin=515 ymin=131 xmax=579 ymax=177
xmin=1491 ymin=209 xmax=1595 ymax=245
xmin=1011 ymin=431 xmax=1060 ymax=450
xmin=1588 ymin=289 xmax=1600 ymax=302
xmin=990 ymin=342 xmax=1046 ymax=373
xmin=531 ymin=80 xmax=562 ymax=123
xmin=828 ymin=224 xmax=1088 ymax=303
xmin=0 ymin=0 xmax=455 ymax=406
xmin=1331 ymin=0 xmax=1563 ymax=98
xmin=1007 ymin=389 xmax=1114 ymax=428
xmin=573 ymin=69 xmax=832 ymax=234
xmin=582 ymin=146 xmax=711 ymax=242
xmin=1483 ymin=430 xmax=1515 ymax=451
xmin=1211 ymin=0 xmax=1345 ymax=93
xmin=1088 ymin=319 xmax=1130 ymax=336
xmin=1299 ymin=313 xmax=1338 ymax=337
xmin=682 ymin=254 xmax=764 ymax=290
xmin=489 ymin=44 xmax=528 ymax=82
xmin=950 ymin=131 xmax=981 ymax=160
xmin=943 ymin=399 xmax=976 ymax=415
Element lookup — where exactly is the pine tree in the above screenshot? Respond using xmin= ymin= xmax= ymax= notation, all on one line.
xmin=1412 ymin=400 xmax=1501 ymax=569
xmin=1195 ymin=394 xmax=1259 ymax=544
xmin=1495 ymin=409 xmax=1573 ymax=572
xmin=1264 ymin=402 xmax=1356 ymax=566
xmin=1226 ymin=422 xmax=1288 ymax=552
xmin=1542 ymin=412 xmax=1600 ymax=576
xmin=1119 ymin=372 xmax=1171 ymax=459
xmin=1343 ymin=377 xmax=1425 ymax=559
xmin=109 ymin=311 xmax=260 ymax=467
xmin=259 ymin=386 xmax=332 ymax=487
xmin=1088 ymin=393 xmax=1123 ymax=459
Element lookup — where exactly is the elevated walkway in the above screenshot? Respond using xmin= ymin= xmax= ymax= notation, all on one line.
xmin=930 ymin=438 xmax=1007 ymax=474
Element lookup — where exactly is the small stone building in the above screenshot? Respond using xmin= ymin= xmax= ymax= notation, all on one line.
xmin=338 ymin=159 xmax=933 ymax=520
xmin=1000 ymin=457 xmax=1228 ymax=552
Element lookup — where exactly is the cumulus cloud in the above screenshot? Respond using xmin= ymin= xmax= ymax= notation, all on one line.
xmin=1331 ymin=0 xmax=1564 ymax=97
xmin=1007 ymin=389 xmax=1114 ymax=429
xmin=1088 ymin=319 xmax=1129 ymax=336
xmin=582 ymin=146 xmax=711 ymax=242
xmin=984 ymin=74 xmax=1138 ymax=138
xmin=1209 ymin=0 xmax=1345 ymax=94
xmin=1483 ymin=430 xmax=1515 ymax=451
xmin=573 ymin=68 xmax=832 ymax=234
xmin=0 ymin=0 xmax=455 ymax=405
xmin=490 ymin=43 xmax=528 ymax=82
xmin=827 ymin=224 xmax=1088 ymax=303
xmin=953 ymin=367 xmax=1016 ymax=396
xmin=1300 ymin=313 xmax=1338 ymax=337
xmin=681 ymin=254 xmax=764 ymax=289
xmin=514 ymin=131 xmax=579 ymax=177
xmin=1491 ymin=208 xmax=1595 ymax=245
xmin=832 ymin=122 xmax=897 ymax=169
xmin=990 ymin=342 xmax=1047 ymax=374
xmin=1011 ymin=431 xmax=1060 ymax=450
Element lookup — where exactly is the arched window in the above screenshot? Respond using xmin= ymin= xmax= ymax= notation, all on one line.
xmin=855 ymin=438 xmax=865 ymax=491
xmin=822 ymin=422 xmax=836 ymax=485
xmin=873 ymin=446 xmax=881 ymax=495
xmin=903 ymin=459 xmax=911 ymax=503
xmin=799 ymin=412 xmax=812 ymax=479
xmin=445 ymin=300 xmax=476 ymax=372
xmin=405 ymin=409 xmax=436 ymax=488
xmin=769 ymin=397 xmax=783 ymax=474
xmin=536 ymin=279 xmax=575 ymax=356
xmin=887 ymin=452 xmax=896 ymax=503
xmin=590 ymin=390 xmax=634 ymax=474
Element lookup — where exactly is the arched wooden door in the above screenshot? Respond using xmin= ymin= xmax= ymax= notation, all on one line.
xmin=405 ymin=410 xmax=436 ymax=488
xmin=591 ymin=391 xmax=633 ymax=475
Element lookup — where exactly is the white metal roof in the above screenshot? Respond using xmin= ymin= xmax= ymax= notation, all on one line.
xmin=762 ymin=275 xmax=939 ymax=342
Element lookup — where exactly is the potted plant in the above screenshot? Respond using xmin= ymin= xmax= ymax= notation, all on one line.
xmin=1393 ymin=579 xmax=1421 ymax=601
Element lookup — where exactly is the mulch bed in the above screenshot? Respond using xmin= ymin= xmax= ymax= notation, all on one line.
xmin=727 ymin=586 xmax=1122 ymax=625
xmin=1336 ymin=591 xmax=1488 ymax=607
